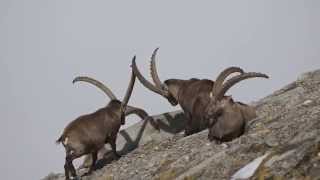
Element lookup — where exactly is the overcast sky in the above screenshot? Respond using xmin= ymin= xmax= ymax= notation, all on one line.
xmin=1 ymin=0 xmax=320 ymax=179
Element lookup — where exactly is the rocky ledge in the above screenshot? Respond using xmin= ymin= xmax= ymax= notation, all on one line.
xmin=44 ymin=69 xmax=320 ymax=180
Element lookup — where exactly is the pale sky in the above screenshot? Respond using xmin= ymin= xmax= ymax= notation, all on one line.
xmin=1 ymin=0 xmax=320 ymax=179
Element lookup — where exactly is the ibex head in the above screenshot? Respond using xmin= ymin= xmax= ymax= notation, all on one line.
xmin=132 ymin=48 xmax=179 ymax=106
xmin=73 ymin=56 xmax=137 ymax=125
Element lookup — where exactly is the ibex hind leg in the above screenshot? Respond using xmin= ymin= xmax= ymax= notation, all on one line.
xmin=64 ymin=153 xmax=77 ymax=180
xmin=64 ymin=147 xmax=85 ymax=180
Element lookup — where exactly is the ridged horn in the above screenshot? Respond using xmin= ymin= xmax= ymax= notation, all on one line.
xmin=121 ymin=56 xmax=137 ymax=111
xmin=212 ymin=67 xmax=244 ymax=96
xmin=131 ymin=56 xmax=168 ymax=97
xmin=216 ymin=72 xmax=269 ymax=100
xmin=72 ymin=76 xmax=117 ymax=100
xmin=150 ymin=48 xmax=165 ymax=90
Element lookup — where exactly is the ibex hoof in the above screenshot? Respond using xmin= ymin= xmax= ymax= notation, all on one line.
xmin=221 ymin=143 xmax=229 ymax=149
xmin=82 ymin=172 xmax=91 ymax=177
xmin=70 ymin=176 xmax=80 ymax=180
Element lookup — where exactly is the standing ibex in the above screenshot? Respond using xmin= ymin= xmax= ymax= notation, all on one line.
xmin=56 ymin=56 xmax=150 ymax=180
xmin=74 ymin=74 xmax=158 ymax=170
xmin=132 ymin=48 xmax=268 ymax=137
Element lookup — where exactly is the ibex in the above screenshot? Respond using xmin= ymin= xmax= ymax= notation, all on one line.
xmin=132 ymin=48 xmax=268 ymax=137
xmin=205 ymin=71 xmax=268 ymax=143
xmin=56 ymin=57 xmax=148 ymax=180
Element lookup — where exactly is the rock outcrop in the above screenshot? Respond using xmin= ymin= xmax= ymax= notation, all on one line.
xmin=44 ymin=69 xmax=320 ymax=180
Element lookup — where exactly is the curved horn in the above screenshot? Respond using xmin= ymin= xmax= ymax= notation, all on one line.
xmin=125 ymin=105 xmax=159 ymax=130
xmin=212 ymin=67 xmax=244 ymax=96
xmin=121 ymin=56 xmax=137 ymax=110
xmin=216 ymin=72 xmax=269 ymax=100
xmin=150 ymin=48 xmax=164 ymax=89
xmin=131 ymin=56 xmax=168 ymax=97
xmin=72 ymin=76 xmax=117 ymax=100
xmin=125 ymin=105 xmax=148 ymax=119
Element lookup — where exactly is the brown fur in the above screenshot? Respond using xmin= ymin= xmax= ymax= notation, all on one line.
xmin=56 ymin=100 xmax=123 ymax=179
xmin=165 ymin=79 xmax=214 ymax=135
xmin=206 ymin=97 xmax=257 ymax=142
xmin=132 ymin=48 xmax=268 ymax=138
xmin=206 ymin=72 xmax=268 ymax=142
xmin=133 ymin=55 xmax=216 ymax=136
xmin=56 ymin=64 xmax=144 ymax=180
xmin=80 ymin=105 xmax=156 ymax=169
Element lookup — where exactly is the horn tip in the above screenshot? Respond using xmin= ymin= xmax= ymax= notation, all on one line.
xmin=258 ymin=73 xmax=269 ymax=79
xmin=232 ymin=66 xmax=244 ymax=73
xmin=131 ymin=56 xmax=137 ymax=64
xmin=152 ymin=47 xmax=159 ymax=58
xmin=72 ymin=77 xmax=79 ymax=84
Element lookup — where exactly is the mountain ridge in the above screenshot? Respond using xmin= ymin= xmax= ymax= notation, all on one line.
xmin=44 ymin=69 xmax=320 ymax=180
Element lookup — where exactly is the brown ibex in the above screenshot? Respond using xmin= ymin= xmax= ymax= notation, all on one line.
xmin=56 ymin=56 xmax=149 ymax=180
xmin=132 ymin=48 xmax=268 ymax=137
xmin=75 ymin=75 xmax=158 ymax=170
xmin=205 ymin=71 xmax=268 ymax=143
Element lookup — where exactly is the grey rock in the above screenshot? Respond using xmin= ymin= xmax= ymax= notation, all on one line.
xmin=44 ymin=69 xmax=320 ymax=180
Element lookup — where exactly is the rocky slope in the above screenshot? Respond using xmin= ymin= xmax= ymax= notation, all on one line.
xmin=44 ymin=69 xmax=320 ymax=180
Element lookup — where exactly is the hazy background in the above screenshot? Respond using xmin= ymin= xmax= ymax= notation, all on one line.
xmin=1 ymin=0 xmax=319 ymax=179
